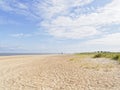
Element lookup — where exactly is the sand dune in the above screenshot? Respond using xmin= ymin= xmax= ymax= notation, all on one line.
xmin=0 ymin=55 xmax=120 ymax=90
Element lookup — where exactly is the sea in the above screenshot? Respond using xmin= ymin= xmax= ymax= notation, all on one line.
xmin=0 ymin=53 xmax=56 ymax=56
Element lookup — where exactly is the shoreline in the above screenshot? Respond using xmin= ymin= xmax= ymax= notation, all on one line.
xmin=0 ymin=53 xmax=64 ymax=56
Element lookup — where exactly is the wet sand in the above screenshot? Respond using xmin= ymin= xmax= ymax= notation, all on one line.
xmin=0 ymin=55 xmax=120 ymax=90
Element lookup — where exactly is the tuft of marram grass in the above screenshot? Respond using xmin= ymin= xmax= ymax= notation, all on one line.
xmin=93 ymin=52 xmax=120 ymax=63
xmin=112 ymin=55 xmax=119 ymax=60
xmin=69 ymin=58 xmax=74 ymax=61
xmin=93 ymin=53 xmax=102 ymax=58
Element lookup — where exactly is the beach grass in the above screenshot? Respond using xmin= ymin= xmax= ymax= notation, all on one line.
xmin=93 ymin=52 xmax=120 ymax=63
xmin=75 ymin=52 xmax=120 ymax=63
xmin=75 ymin=52 xmax=96 ymax=59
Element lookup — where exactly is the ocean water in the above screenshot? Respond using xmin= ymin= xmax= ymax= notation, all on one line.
xmin=0 ymin=53 xmax=55 ymax=56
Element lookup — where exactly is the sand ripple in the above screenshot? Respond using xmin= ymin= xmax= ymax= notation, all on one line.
xmin=0 ymin=55 xmax=120 ymax=90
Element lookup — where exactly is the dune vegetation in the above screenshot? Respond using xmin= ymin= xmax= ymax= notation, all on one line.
xmin=76 ymin=52 xmax=120 ymax=63
xmin=93 ymin=52 xmax=120 ymax=63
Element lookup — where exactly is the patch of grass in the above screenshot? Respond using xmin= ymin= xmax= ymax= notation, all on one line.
xmin=93 ymin=52 xmax=120 ymax=63
xmin=75 ymin=53 xmax=95 ymax=58
xmin=93 ymin=53 xmax=102 ymax=58
xmin=69 ymin=58 xmax=74 ymax=61
xmin=75 ymin=52 xmax=120 ymax=63
xmin=79 ymin=62 xmax=114 ymax=70
xmin=118 ymin=59 xmax=120 ymax=64
xmin=112 ymin=55 xmax=119 ymax=60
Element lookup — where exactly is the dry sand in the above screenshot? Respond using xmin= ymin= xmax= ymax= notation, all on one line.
xmin=0 ymin=55 xmax=120 ymax=90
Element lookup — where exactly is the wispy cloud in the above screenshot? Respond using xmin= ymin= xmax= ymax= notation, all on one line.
xmin=85 ymin=33 xmax=120 ymax=46
xmin=0 ymin=44 xmax=26 ymax=52
xmin=35 ymin=0 xmax=94 ymax=19
xmin=0 ymin=16 xmax=19 ymax=25
xmin=39 ymin=0 xmax=120 ymax=39
xmin=0 ymin=0 xmax=120 ymax=39
xmin=0 ymin=0 xmax=39 ymax=19
xmin=10 ymin=33 xmax=32 ymax=38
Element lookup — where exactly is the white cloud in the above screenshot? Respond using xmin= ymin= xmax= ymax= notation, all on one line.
xmin=16 ymin=3 xmax=28 ymax=10
xmin=47 ymin=25 xmax=99 ymax=39
xmin=0 ymin=0 xmax=34 ymax=18
xmin=39 ymin=0 xmax=100 ymax=39
xmin=10 ymin=33 xmax=32 ymax=38
xmin=1 ymin=0 xmax=120 ymax=39
xmin=35 ymin=0 xmax=94 ymax=19
xmin=39 ymin=0 xmax=120 ymax=39
xmin=78 ymin=0 xmax=120 ymax=26
xmin=85 ymin=33 xmax=120 ymax=46
xmin=0 ymin=1 xmax=13 ymax=11
xmin=0 ymin=44 xmax=27 ymax=52
xmin=58 ymin=32 xmax=120 ymax=52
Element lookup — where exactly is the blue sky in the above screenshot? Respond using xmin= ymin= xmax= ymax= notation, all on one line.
xmin=0 ymin=0 xmax=120 ymax=53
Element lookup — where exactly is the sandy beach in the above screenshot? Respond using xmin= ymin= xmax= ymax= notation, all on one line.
xmin=0 ymin=55 xmax=120 ymax=90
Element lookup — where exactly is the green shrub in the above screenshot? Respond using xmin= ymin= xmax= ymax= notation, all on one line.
xmin=118 ymin=58 xmax=120 ymax=63
xmin=112 ymin=55 xmax=119 ymax=60
xmin=76 ymin=52 xmax=120 ymax=64
xmin=93 ymin=53 xmax=102 ymax=58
